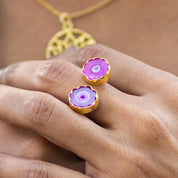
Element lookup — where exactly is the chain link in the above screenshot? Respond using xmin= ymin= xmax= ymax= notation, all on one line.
xmin=37 ymin=0 xmax=115 ymax=19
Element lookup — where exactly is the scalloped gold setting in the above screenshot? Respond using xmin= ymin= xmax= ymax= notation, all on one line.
xmin=68 ymin=85 xmax=99 ymax=114
xmin=82 ymin=58 xmax=111 ymax=85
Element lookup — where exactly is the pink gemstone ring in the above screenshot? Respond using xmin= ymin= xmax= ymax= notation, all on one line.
xmin=82 ymin=57 xmax=111 ymax=85
xmin=68 ymin=85 xmax=99 ymax=114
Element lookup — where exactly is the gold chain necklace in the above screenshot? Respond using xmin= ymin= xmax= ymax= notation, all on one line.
xmin=37 ymin=0 xmax=115 ymax=58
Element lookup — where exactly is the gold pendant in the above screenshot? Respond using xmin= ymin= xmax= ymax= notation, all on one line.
xmin=45 ymin=13 xmax=96 ymax=58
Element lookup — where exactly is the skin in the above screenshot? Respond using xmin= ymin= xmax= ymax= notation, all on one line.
xmin=0 ymin=44 xmax=178 ymax=177
xmin=0 ymin=0 xmax=178 ymax=176
xmin=0 ymin=153 xmax=89 ymax=177
xmin=0 ymin=0 xmax=178 ymax=75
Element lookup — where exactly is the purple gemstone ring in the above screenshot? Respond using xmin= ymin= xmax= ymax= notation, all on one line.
xmin=68 ymin=86 xmax=99 ymax=114
xmin=82 ymin=57 xmax=111 ymax=85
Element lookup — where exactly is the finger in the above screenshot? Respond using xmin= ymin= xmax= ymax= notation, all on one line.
xmin=0 ymin=153 xmax=89 ymax=178
xmin=57 ymin=43 xmax=175 ymax=95
xmin=0 ymin=121 xmax=52 ymax=160
xmin=0 ymin=59 xmax=138 ymax=127
xmin=0 ymin=85 xmax=108 ymax=165
xmin=0 ymin=69 xmax=3 ymax=79
xmin=0 ymin=120 xmax=84 ymax=172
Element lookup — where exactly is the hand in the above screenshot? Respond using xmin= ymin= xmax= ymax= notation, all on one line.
xmin=0 ymin=44 xmax=177 ymax=177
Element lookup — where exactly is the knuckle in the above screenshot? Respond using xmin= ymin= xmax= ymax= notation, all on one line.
xmin=25 ymin=94 xmax=55 ymax=127
xmin=98 ymin=129 xmax=120 ymax=155
xmin=35 ymin=60 xmax=71 ymax=90
xmin=2 ymin=62 xmax=20 ymax=84
xmin=142 ymin=112 xmax=169 ymax=144
xmin=160 ymin=79 xmax=178 ymax=109
xmin=79 ymin=43 xmax=106 ymax=61
xmin=26 ymin=163 xmax=49 ymax=178
xmin=133 ymin=154 xmax=151 ymax=177
xmin=18 ymin=136 xmax=46 ymax=159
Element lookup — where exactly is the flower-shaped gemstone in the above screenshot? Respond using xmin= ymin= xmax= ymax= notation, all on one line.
xmin=69 ymin=86 xmax=99 ymax=114
xmin=82 ymin=58 xmax=110 ymax=85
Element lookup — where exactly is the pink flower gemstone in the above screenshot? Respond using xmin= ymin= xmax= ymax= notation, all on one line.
xmin=82 ymin=58 xmax=110 ymax=80
xmin=69 ymin=86 xmax=97 ymax=108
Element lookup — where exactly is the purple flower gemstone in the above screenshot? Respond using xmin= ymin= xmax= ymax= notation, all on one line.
xmin=69 ymin=86 xmax=97 ymax=107
xmin=82 ymin=58 xmax=110 ymax=80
